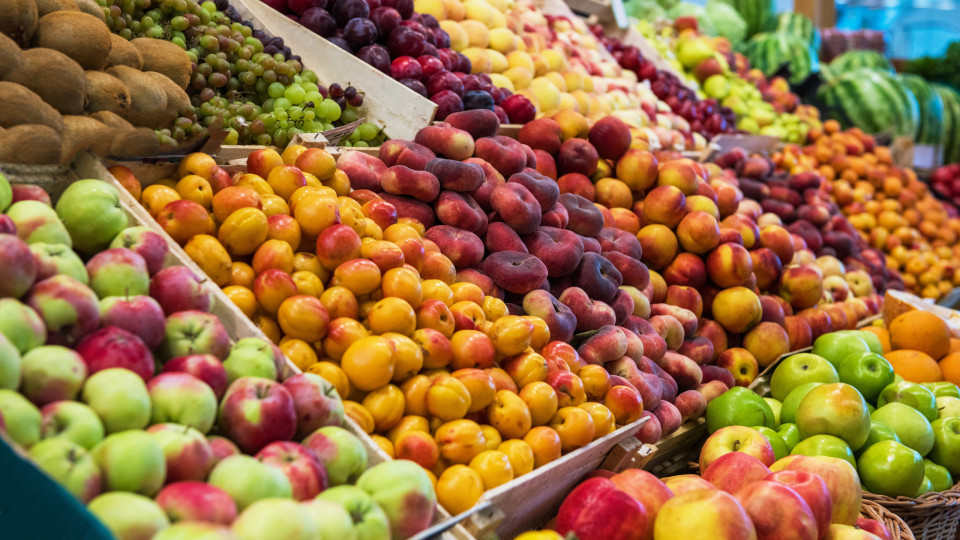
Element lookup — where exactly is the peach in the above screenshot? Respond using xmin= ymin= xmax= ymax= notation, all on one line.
xmin=758 ymin=225 xmax=795 ymax=269
xmin=380 ymin=165 xmax=441 ymax=203
xmin=451 ymin=368 xmax=497 ymax=413
xmin=416 ymin=299 xmax=456 ymax=337
xmin=425 ymin=225 xmax=484 ymax=269
xmin=463 ymin=157 xmax=505 ymax=212
xmin=575 ymin=325 xmax=627 ymax=365
xmin=557 ymin=138 xmax=599 ymax=177
xmin=573 ymin=252 xmax=623 ymax=304
xmin=716 ymin=348 xmax=759 ymax=387
xmin=518 ymin=118 xmax=563 ymax=154
xmin=712 ymin=286 xmax=762 ymax=333
xmin=616 ymin=149 xmax=658 ymax=192
xmin=319 ymin=286 xmax=358 ymax=320
xmin=558 ymin=193 xmax=604 ymax=238
xmin=643 ymin=185 xmax=687 ymax=228
xmin=523 ymin=426 xmax=562 ymax=468
xmin=678 ymin=336 xmax=714 ymax=365
xmin=524 ymin=226 xmax=584 ymax=277
xmin=361 ymin=199 xmax=399 ymax=231
xmin=758 ymin=295 xmax=786 ymax=326
xmin=610 ymin=289 xmax=635 ymax=325
xmin=556 ymin=173 xmax=595 ymax=201
xmin=706 ymin=243 xmax=753 ymax=288
xmin=534 ymin=150 xmax=558 ymax=180
xmin=560 ymin=287 xmax=616 ymax=332
xmin=662 ymin=253 xmax=707 ymax=289
xmin=779 ymin=266 xmax=823 ymax=311
xmin=597 ymin=228 xmax=642 ymax=259
xmin=721 ymin=214 xmax=760 ymax=248
xmin=481 ymin=251 xmax=548 ymax=295
xmin=395 ymin=431 xmax=440 ymax=469
xmin=659 ymin=350 xmax=703 ymax=391
xmin=434 ymin=191 xmax=488 ymax=236
xmin=376 ymin=140 xmax=434 ymax=171
xmin=605 ymin=252 xmax=650 ymax=292
xmin=335 ymin=150 xmax=387 ymax=192
xmin=441 ymin=109 xmax=499 ymax=139
xmin=485 ymin=222 xmax=527 ymax=254
xmin=414 ymin=124 xmax=475 ymax=161
xmin=749 ymin=247 xmax=783 ymax=291
xmin=379 ymin=194 xmax=435 ymax=229
xmin=636 ymin=224 xmax=678 ymax=270
xmin=784 ymin=315 xmax=813 ymax=349
xmin=588 ymin=116 xmax=631 ymax=160
xmin=490 ymin=183 xmax=542 ymax=235
xmin=693 ymin=319 xmax=727 ymax=362
xmin=475 ymin=136 xmax=528 ymax=178
xmin=742 ymin=322 xmax=790 ymax=368
xmin=509 ymin=169 xmax=560 ymax=211
xmin=652 ymin=401 xmax=682 ymax=435
xmin=522 ymin=289 xmax=577 ymax=344
xmin=435 ymin=419 xmax=486 ymax=464
xmin=651 ymin=314 xmax=685 ymax=350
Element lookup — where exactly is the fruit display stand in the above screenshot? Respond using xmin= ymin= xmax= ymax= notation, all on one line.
xmin=229 ymin=0 xmax=438 ymax=143
xmin=0 ymin=153 xmax=480 ymax=540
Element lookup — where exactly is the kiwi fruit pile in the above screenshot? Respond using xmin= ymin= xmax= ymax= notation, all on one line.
xmin=0 ymin=0 xmax=194 ymax=165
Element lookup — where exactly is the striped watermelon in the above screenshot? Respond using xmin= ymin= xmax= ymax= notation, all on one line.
xmin=741 ymin=32 xmax=819 ymax=84
xmin=935 ymin=83 xmax=960 ymax=164
xmin=829 ymin=49 xmax=894 ymax=74
xmin=899 ymin=74 xmax=944 ymax=145
xmin=715 ymin=0 xmax=772 ymax=38
xmin=766 ymin=12 xmax=819 ymax=50
xmin=817 ymin=68 xmax=920 ymax=138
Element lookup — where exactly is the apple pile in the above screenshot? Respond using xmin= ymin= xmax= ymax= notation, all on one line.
xmin=774 ymin=124 xmax=960 ymax=300
xmin=706 ymin=328 xmax=960 ymax=500
xmin=929 ymin=162 xmax=960 ymax=208
xmin=0 ymin=174 xmax=440 ymax=540
xmin=538 ymin=441 xmax=889 ymax=540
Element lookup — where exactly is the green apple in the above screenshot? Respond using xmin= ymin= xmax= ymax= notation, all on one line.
xmin=857 ymin=440 xmax=924 ymax=497
xmin=28 ymin=438 xmax=102 ymax=503
xmin=39 ymin=400 xmax=105 ymax=449
xmin=92 ymin=430 xmax=166 ymax=496
xmin=791 ymin=434 xmax=856 ymax=468
xmin=55 ymin=179 xmax=129 ymax=255
xmin=81 ymin=368 xmax=151 ymax=433
xmin=937 ymin=396 xmax=960 ymax=419
xmin=317 ymin=486 xmax=391 ymax=540
xmin=860 ymin=419 xmax=900 ymax=451
xmin=796 ymin=383 xmax=871 ymax=451
xmin=929 ymin=417 xmax=960 ymax=476
xmin=0 ymin=172 xmax=11 ymax=211
xmin=871 ymin=402 xmax=934 ymax=456
xmin=705 ymin=386 xmax=776 ymax=433
xmin=878 ymin=381 xmax=938 ymax=421
xmin=780 ymin=382 xmax=823 ymax=425
xmin=153 ymin=522 xmax=237 ymax=540
xmin=752 ymin=425 xmax=789 ymax=460
xmin=924 ymin=458 xmax=954 ymax=491
xmin=302 ymin=499 xmax=357 ymax=540
xmin=923 ymin=382 xmax=960 ymax=398
xmin=836 ymin=352 xmax=894 ymax=404
xmin=914 ymin=476 xmax=934 ymax=497
xmin=811 ymin=332 xmax=871 ymax=367
xmin=29 ymin=243 xmax=88 ymax=284
xmin=208 ymin=455 xmax=292 ymax=510
xmin=853 ymin=330 xmax=884 ymax=354
xmin=148 ymin=372 xmax=218 ymax=434
xmin=6 ymin=200 xmax=72 ymax=246
xmin=777 ymin=423 xmax=800 ymax=450
xmin=0 ymin=389 xmax=41 ymax=447
xmin=764 ymin=398 xmax=782 ymax=425
xmin=703 ymin=74 xmax=730 ymax=99
xmin=770 ymin=353 xmax=838 ymax=401
xmin=232 ymin=498 xmax=320 ymax=540
xmin=222 ymin=341 xmax=279 ymax=383
xmin=357 ymin=460 xmax=436 ymax=539
xmin=0 ymin=332 xmax=20 ymax=390
xmin=0 ymin=298 xmax=46 ymax=354
xmin=677 ymin=38 xmax=715 ymax=69
xmin=302 ymin=426 xmax=369 ymax=486
xmin=87 ymin=492 xmax=169 ymax=540
xmin=19 ymin=345 xmax=88 ymax=406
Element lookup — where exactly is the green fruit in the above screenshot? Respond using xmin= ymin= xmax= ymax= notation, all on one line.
xmin=872 ymin=402 xmax=935 ymax=456
xmin=791 ymin=434 xmax=856 ymax=468
xmin=861 ymin=419 xmax=900 ymax=452
xmin=0 ymin=172 xmax=11 ymax=212
xmin=857 ymin=440 xmax=924 ymax=497
xmin=923 ymin=382 xmax=960 ymax=398
xmin=741 ymin=32 xmax=818 ymax=84
xmin=811 ymin=332 xmax=871 ymax=368
xmin=878 ymin=381 xmax=938 ymax=421
xmin=777 ymin=423 xmax=800 ymax=450
xmin=770 ymin=353 xmax=838 ymax=401
xmin=752 ymin=425 xmax=789 ymax=460
xmin=780 ymin=382 xmax=823 ymax=425
xmin=705 ymin=386 xmax=777 ymax=433
xmin=836 ymin=352 xmax=894 ymax=404
xmin=924 ymin=458 xmax=954 ymax=491
xmin=796 ymin=383 xmax=871 ymax=451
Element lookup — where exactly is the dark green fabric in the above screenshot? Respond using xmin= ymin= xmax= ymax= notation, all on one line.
xmin=0 ymin=437 xmax=113 ymax=540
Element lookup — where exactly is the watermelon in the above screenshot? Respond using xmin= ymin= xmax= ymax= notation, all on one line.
xmin=899 ymin=74 xmax=944 ymax=145
xmin=766 ymin=12 xmax=819 ymax=50
xmin=829 ymin=49 xmax=894 ymax=74
xmin=715 ymin=0 xmax=772 ymax=38
xmin=741 ymin=32 xmax=819 ymax=84
xmin=935 ymin=83 xmax=960 ymax=164
xmin=817 ymin=68 xmax=920 ymax=138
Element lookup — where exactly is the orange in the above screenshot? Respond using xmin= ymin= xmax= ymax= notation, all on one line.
xmin=885 ymin=349 xmax=943 ymax=383
xmin=889 ymin=310 xmax=951 ymax=359
xmin=939 ymin=352 xmax=960 ymax=387
xmin=860 ymin=326 xmax=891 ymax=353
xmin=950 ymin=338 xmax=960 ymax=355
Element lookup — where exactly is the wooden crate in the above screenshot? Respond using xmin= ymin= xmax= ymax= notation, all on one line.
xmin=230 ymin=0 xmax=436 ymax=142
xmin=643 ymin=418 xmax=708 ymax=478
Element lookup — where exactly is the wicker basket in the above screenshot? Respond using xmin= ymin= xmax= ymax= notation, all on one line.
xmin=860 ymin=499 xmax=916 ymax=540
xmin=863 ymin=487 xmax=960 ymax=540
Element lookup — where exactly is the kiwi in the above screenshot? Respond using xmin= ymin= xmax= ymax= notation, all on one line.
xmin=60 ymin=115 xmax=111 ymax=164
xmin=0 ymin=33 xmax=24 ymax=78
xmin=130 ymin=38 xmax=191 ymax=89
xmin=0 ymin=0 xmax=39 ymax=46
xmin=34 ymin=0 xmax=78 ymax=16
xmin=75 ymin=0 xmax=103 ymax=19
xmin=105 ymin=65 xmax=168 ymax=129
xmin=0 ymin=124 xmax=62 ymax=164
xmin=106 ymin=34 xmax=142 ymax=69
xmin=91 ymin=110 xmax=134 ymax=132
xmin=144 ymin=71 xmax=191 ymax=122
xmin=85 ymin=71 xmax=130 ymax=116
xmin=32 ymin=11 xmax=111 ymax=70
xmin=0 ymin=81 xmax=63 ymax=131
xmin=109 ymin=127 xmax=159 ymax=157
xmin=5 ymin=48 xmax=86 ymax=115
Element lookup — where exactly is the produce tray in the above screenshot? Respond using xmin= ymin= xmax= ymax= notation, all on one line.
xmin=641 ymin=417 xmax=707 ymax=478
xmin=2 ymin=154 xmax=478 ymax=540
xmin=229 ymin=0 xmax=437 ymax=142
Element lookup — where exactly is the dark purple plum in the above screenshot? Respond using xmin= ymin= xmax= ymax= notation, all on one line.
xmin=344 ymin=17 xmax=378 ymax=47
xmin=356 ymin=44 xmax=391 ymax=73
xmin=463 ymin=90 xmax=495 ymax=111
xmin=332 ymin=0 xmax=369 ymax=25
xmin=370 ymin=7 xmax=402 ymax=36
xmin=431 ymin=90 xmax=463 ymax=120
xmin=299 ymin=7 xmax=336 ymax=37
xmin=399 ymin=78 xmax=428 ymax=96
xmin=426 ymin=70 xmax=463 ymax=96
xmin=387 ymin=26 xmax=425 ymax=58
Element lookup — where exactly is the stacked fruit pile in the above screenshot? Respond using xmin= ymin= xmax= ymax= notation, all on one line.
xmin=774 ymin=124 xmax=959 ymax=300
xmin=929 ymin=162 xmax=960 ymax=209
xmin=0 ymin=174 xmax=440 ymax=540
xmin=707 ymin=315 xmax=960 ymax=499
xmin=532 ymin=443 xmax=884 ymax=540
xmin=94 ymin=0 xmax=385 ymax=147
xmin=0 ymin=2 xmax=192 ymax=164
